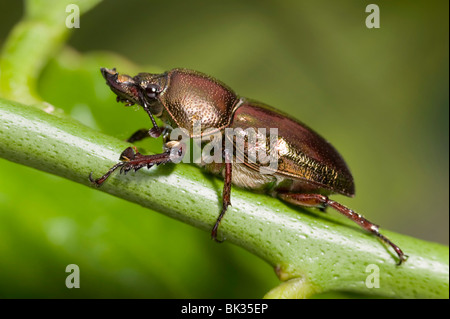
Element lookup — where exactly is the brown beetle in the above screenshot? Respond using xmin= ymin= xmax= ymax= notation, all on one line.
xmin=90 ymin=67 xmax=407 ymax=265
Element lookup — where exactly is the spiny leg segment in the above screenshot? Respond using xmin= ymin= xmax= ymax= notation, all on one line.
xmin=89 ymin=144 xmax=181 ymax=186
xmin=278 ymin=193 xmax=408 ymax=265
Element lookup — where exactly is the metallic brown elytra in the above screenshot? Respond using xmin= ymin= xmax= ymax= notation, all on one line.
xmin=89 ymin=67 xmax=407 ymax=265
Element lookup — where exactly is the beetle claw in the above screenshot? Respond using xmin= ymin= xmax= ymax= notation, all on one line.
xmin=88 ymin=172 xmax=100 ymax=186
xmin=211 ymin=230 xmax=226 ymax=243
xmin=397 ymin=254 xmax=409 ymax=266
xmin=212 ymin=236 xmax=225 ymax=243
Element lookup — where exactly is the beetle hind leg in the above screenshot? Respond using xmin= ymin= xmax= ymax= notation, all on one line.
xmin=278 ymin=193 xmax=408 ymax=265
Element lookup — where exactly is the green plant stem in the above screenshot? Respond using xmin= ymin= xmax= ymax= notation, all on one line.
xmin=0 ymin=0 xmax=102 ymax=105
xmin=0 ymin=98 xmax=448 ymax=298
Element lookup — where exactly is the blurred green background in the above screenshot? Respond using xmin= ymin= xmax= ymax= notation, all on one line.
xmin=0 ymin=0 xmax=448 ymax=298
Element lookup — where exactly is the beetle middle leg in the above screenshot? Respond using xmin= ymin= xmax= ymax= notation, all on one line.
xmin=127 ymin=126 xmax=171 ymax=143
xmin=126 ymin=128 xmax=151 ymax=143
xmin=278 ymin=193 xmax=408 ymax=265
xmin=211 ymin=149 xmax=233 ymax=242
xmin=89 ymin=141 xmax=184 ymax=186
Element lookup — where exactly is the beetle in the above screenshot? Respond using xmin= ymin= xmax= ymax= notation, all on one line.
xmin=89 ymin=67 xmax=407 ymax=265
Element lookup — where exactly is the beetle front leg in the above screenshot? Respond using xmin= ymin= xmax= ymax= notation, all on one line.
xmin=89 ymin=141 xmax=184 ymax=186
xmin=126 ymin=128 xmax=151 ymax=143
xmin=211 ymin=149 xmax=232 ymax=242
xmin=127 ymin=126 xmax=171 ymax=143
xmin=278 ymin=193 xmax=408 ymax=265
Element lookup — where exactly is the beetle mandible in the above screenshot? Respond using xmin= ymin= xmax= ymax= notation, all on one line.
xmin=89 ymin=67 xmax=407 ymax=265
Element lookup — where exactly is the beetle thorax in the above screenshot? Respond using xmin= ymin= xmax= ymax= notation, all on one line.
xmin=158 ymin=69 xmax=239 ymax=137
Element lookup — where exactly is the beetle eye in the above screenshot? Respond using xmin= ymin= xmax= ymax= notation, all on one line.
xmin=145 ymin=85 xmax=160 ymax=99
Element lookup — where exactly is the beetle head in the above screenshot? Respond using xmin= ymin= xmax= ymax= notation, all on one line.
xmin=132 ymin=72 xmax=168 ymax=117
xmin=101 ymin=68 xmax=169 ymax=138
xmin=101 ymin=68 xmax=167 ymax=117
xmin=101 ymin=68 xmax=140 ymax=107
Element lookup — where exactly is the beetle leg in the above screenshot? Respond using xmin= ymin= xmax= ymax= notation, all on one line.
xmin=88 ymin=162 xmax=126 ymax=186
xmin=142 ymin=100 xmax=162 ymax=138
xmin=127 ymin=126 xmax=171 ymax=143
xmin=89 ymin=142 xmax=184 ymax=186
xmin=278 ymin=193 xmax=408 ymax=265
xmin=126 ymin=128 xmax=150 ymax=143
xmin=211 ymin=149 xmax=233 ymax=242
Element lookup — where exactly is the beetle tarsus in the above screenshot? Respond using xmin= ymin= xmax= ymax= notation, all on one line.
xmin=278 ymin=193 xmax=408 ymax=265
xmin=89 ymin=146 xmax=172 ymax=186
xmin=211 ymin=221 xmax=225 ymax=243
xmin=375 ymin=232 xmax=409 ymax=265
xmin=89 ymin=162 xmax=125 ymax=186
xmin=88 ymin=171 xmax=96 ymax=184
